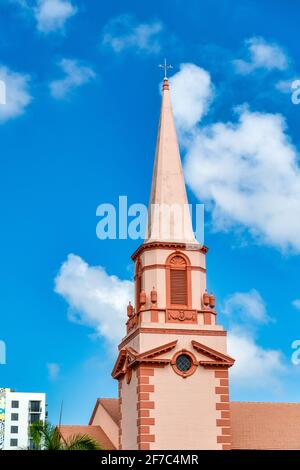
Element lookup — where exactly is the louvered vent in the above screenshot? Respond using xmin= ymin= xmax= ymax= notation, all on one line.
xmin=170 ymin=269 xmax=187 ymax=305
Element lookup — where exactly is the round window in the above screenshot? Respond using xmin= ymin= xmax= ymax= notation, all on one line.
xmin=175 ymin=354 xmax=192 ymax=372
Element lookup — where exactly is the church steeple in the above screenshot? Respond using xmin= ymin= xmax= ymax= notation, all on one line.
xmin=146 ymin=78 xmax=197 ymax=244
xmin=113 ymin=76 xmax=234 ymax=451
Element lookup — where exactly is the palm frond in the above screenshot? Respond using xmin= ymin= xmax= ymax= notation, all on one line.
xmin=30 ymin=421 xmax=62 ymax=450
xmin=29 ymin=421 xmax=101 ymax=450
xmin=64 ymin=434 xmax=101 ymax=451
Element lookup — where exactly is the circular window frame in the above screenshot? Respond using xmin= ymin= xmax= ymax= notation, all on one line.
xmin=171 ymin=350 xmax=197 ymax=378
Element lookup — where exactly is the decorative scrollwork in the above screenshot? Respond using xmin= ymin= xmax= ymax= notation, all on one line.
xmin=167 ymin=309 xmax=196 ymax=322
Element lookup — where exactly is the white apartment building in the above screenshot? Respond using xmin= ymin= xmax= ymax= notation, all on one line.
xmin=0 ymin=388 xmax=46 ymax=450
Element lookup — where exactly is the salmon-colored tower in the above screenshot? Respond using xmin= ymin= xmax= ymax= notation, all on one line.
xmin=112 ymin=77 xmax=234 ymax=450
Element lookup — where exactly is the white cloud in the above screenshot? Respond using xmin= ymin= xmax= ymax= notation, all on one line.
xmin=168 ymin=63 xmax=300 ymax=252
xmin=34 ymin=0 xmax=77 ymax=33
xmin=50 ymin=58 xmax=95 ymax=99
xmin=0 ymin=65 xmax=32 ymax=122
xmin=47 ymin=362 xmax=60 ymax=381
xmin=275 ymin=78 xmax=294 ymax=94
xmin=181 ymin=104 xmax=300 ymax=252
xmin=54 ymin=254 xmax=133 ymax=344
xmin=223 ymin=290 xmax=284 ymax=388
xmin=228 ymin=328 xmax=286 ymax=389
xmin=169 ymin=64 xmax=300 ymax=252
xmin=55 ymin=255 xmax=287 ymax=390
xmin=169 ymin=63 xmax=213 ymax=133
xmin=171 ymin=64 xmax=300 ymax=252
xmin=233 ymin=36 xmax=289 ymax=74
xmin=223 ymin=289 xmax=269 ymax=324
xmin=102 ymin=14 xmax=163 ymax=54
xmin=10 ymin=0 xmax=76 ymax=32
xmin=292 ymin=299 xmax=300 ymax=310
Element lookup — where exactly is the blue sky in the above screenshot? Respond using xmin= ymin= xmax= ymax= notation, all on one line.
xmin=1 ymin=0 xmax=300 ymax=424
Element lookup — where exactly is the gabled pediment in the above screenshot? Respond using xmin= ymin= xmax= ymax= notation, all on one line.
xmin=112 ymin=341 xmax=177 ymax=378
xmin=191 ymin=340 xmax=234 ymax=368
xmin=111 ymin=349 xmax=129 ymax=378
xmin=139 ymin=340 xmax=178 ymax=360
xmin=112 ymin=339 xmax=234 ymax=378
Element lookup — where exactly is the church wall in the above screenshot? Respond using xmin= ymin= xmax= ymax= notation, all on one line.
xmin=118 ymin=331 xmax=232 ymax=450
xmin=119 ymin=332 xmax=231 ymax=450
xmin=120 ymin=371 xmax=138 ymax=450
xmin=143 ymin=267 xmax=166 ymax=310
xmin=139 ymin=332 xmax=228 ymax=356
xmin=121 ymin=332 xmax=140 ymax=352
xmin=141 ymin=248 xmax=206 ymax=268
xmin=191 ymin=270 xmax=206 ymax=310
xmin=89 ymin=403 xmax=119 ymax=449
xmin=119 ymin=327 xmax=227 ymax=354
xmin=151 ymin=366 xmax=222 ymax=450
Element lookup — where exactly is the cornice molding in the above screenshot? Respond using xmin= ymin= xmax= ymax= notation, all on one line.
xmin=112 ymin=339 xmax=234 ymax=379
xmin=131 ymin=241 xmax=208 ymax=261
xmin=119 ymin=326 xmax=227 ymax=350
xmin=112 ymin=341 xmax=177 ymax=379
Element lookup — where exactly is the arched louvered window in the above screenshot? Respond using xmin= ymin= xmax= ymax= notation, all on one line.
xmin=169 ymin=255 xmax=188 ymax=306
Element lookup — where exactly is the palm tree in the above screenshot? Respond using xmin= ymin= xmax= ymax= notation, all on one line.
xmin=29 ymin=421 xmax=101 ymax=450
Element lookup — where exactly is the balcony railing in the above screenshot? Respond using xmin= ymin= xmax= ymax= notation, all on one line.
xmin=28 ymin=403 xmax=42 ymax=413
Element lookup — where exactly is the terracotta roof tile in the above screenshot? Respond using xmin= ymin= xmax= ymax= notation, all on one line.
xmin=58 ymin=425 xmax=115 ymax=450
xmin=87 ymin=398 xmax=300 ymax=449
xmin=231 ymin=402 xmax=300 ymax=450
xmin=98 ymin=398 xmax=120 ymax=425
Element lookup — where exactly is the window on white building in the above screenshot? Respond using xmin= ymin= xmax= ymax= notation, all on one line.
xmin=29 ymin=401 xmax=41 ymax=412
xmin=29 ymin=413 xmax=40 ymax=424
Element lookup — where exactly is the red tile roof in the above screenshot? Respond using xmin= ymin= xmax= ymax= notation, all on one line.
xmin=58 ymin=425 xmax=116 ymax=450
xmin=86 ymin=398 xmax=300 ymax=450
xmin=231 ymin=402 xmax=300 ymax=450
xmin=89 ymin=398 xmax=120 ymax=425
xmin=99 ymin=398 xmax=120 ymax=424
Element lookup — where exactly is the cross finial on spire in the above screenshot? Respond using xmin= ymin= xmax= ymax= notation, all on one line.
xmin=159 ymin=58 xmax=173 ymax=80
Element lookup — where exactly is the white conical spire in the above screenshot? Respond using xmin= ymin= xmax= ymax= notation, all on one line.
xmin=146 ymin=78 xmax=197 ymax=244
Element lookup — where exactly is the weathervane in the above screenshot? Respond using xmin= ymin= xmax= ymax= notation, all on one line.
xmin=159 ymin=58 xmax=173 ymax=79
